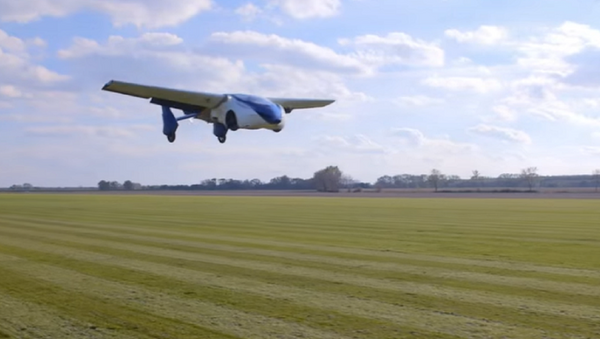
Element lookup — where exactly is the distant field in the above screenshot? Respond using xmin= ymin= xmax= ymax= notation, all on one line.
xmin=0 ymin=194 xmax=599 ymax=338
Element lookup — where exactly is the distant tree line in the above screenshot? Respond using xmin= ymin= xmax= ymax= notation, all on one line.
xmin=6 ymin=166 xmax=599 ymax=193
xmin=87 ymin=166 xmax=600 ymax=193
xmin=97 ymin=180 xmax=142 ymax=191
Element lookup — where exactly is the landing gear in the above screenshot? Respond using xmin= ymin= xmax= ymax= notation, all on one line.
xmin=226 ymin=110 xmax=239 ymax=131
xmin=162 ymin=106 xmax=179 ymax=144
xmin=213 ymin=122 xmax=228 ymax=144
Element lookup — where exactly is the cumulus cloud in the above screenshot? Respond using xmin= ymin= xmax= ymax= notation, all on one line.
xmin=267 ymin=0 xmax=341 ymax=19
xmin=0 ymin=0 xmax=213 ymax=28
xmin=207 ymin=30 xmax=370 ymax=74
xmin=492 ymin=105 xmax=518 ymax=122
xmin=445 ymin=25 xmax=508 ymax=45
xmin=339 ymin=32 xmax=445 ymax=68
xmin=243 ymin=64 xmax=370 ymax=102
xmin=514 ymin=21 xmax=600 ymax=77
xmin=422 ymin=76 xmax=502 ymax=93
xmin=498 ymin=77 xmax=600 ymax=127
xmin=391 ymin=128 xmax=477 ymax=154
xmin=235 ymin=3 xmax=263 ymax=21
xmin=468 ymin=124 xmax=532 ymax=144
xmin=0 ymin=29 xmax=69 ymax=112
xmin=24 ymin=124 xmax=155 ymax=139
xmin=315 ymin=134 xmax=391 ymax=154
xmin=57 ymin=33 xmax=246 ymax=92
xmin=205 ymin=30 xmax=444 ymax=76
xmin=394 ymin=95 xmax=443 ymax=106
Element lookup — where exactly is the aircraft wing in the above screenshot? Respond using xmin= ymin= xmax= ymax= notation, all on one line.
xmin=267 ymin=97 xmax=335 ymax=112
xmin=102 ymin=80 xmax=226 ymax=111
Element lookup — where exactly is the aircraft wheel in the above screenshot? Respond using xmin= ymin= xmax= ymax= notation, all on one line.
xmin=218 ymin=136 xmax=226 ymax=144
xmin=167 ymin=133 xmax=176 ymax=143
xmin=226 ymin=110 xmax=239 ymax=131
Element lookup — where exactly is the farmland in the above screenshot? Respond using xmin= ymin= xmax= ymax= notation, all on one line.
xmin=0 ymin=194 xmax=599 ymax=338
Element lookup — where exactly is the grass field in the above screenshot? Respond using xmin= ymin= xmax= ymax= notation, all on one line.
xmin=0 ymin=194 xmax=599 ymax=338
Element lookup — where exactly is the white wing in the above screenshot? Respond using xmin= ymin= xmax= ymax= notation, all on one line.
xmin=102 ymin=80 xmax=226 ymax=109
xmin=102 ymin=80 xmax=335 ymax=117
xmin=267 ymin=97 xmax=335 ymax=112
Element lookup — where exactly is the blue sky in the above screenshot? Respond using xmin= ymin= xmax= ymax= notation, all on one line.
xmin=2 ymin=0 xmax=600 ymax=187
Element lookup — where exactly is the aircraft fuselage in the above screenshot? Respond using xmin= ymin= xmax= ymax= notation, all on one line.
xmin=209 ymin=94 xmax=286 ymax=132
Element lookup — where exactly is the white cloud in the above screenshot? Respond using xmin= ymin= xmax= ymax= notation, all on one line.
xmin=0 ymin=85 xmax=25 ymax=98
xmin=207 ymin=30 xmax=444 ymax=76
xmin=394 ymin=95 xmax=443 ymax=106
xmin=235 ymin=3 xmax=262 ymax=21
xmin=339 ymin=32 xmax=445 ymax=68
xmin=24 ymin=124 xmax=155 ymax=139
xmin=0 ymin=29 xmax=69 ymax=102
xmin=315 ymin=134 xmax=391 ymax=154
xmin=57 ymin=33 xmax=246 ymax=92
xmin=445 ymin=25 xmax=508 ymax=45
xmin=208 ymin=30 xmax=370 ymax=74
xmin=246 ymin=64 xmax=370 ymax=102
xmin=58 ymin=33 xmax=184 ymax=59
xmin=491 ymin=105 xmax=518 ymax=122
xmin=468 ymin=124 xmax=532 ymax=144
xmin=0 ymin=29 xmax=27 ymax=53
xmin=0 ymin=0 xmax=213 ymax=28
xmin=391 ymin=128 xmax=478 ymax=154
xmin=267 ymin=0 xmax=341 ymax=19
xmin=499 ymin=82 xmax=600 ymax=127
xmin=422 ymin=76 xmax=502 ymax=93
xmin=515 ymin=21 xmax=600 ymax=77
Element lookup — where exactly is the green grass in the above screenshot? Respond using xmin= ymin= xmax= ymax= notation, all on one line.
xmin=0 ymin=194 xmax=599 ymax=339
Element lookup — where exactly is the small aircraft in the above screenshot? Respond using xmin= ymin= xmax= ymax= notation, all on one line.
xmin=101 ymin=80 xmax=335 ymax=144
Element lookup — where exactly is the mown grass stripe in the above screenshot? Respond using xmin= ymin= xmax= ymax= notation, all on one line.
xmin=0 ymin=236 xmax=596 ymax=339
xmin=2 ymin=232 xmax=599 ymax=323
xmin=0 ymin=246 xmax=455 ymax=339
xmin=2 ymin=194 xmax=600 ymax=339
xmin=4 ymin=221 xmax=600 ymax=303
xmin=0 ymin=266 xmax=241 ymax=339
xmin=0 ymin=253 xmax=352 ymax=339
xmin=0 ymin=290 xmax=128 ymax=339
xmin=8 ymin=212 xmax=599 ymax=252
xmin=4 ymin=214 xmax=600 ymax=280
xmin=3 ymin=224 xmax=600 ymax=321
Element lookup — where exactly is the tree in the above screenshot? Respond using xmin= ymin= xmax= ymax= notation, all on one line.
xmin=427 ymin=169 xmax=445 ymax=192
xmin=123 ymin=180 xmax=134 ymax=190
xmin=313 ymin=166 xmax=342 ymax=192
xmin=471 ymin=170 xmax=481 ymax=191
xmin=98 ymin=180 xmax=110 ymax=191
xmin=340 ymin=174 xmax=356 ymax=192
xmin=593 ymin=169 xmax=600 ymax=192
xmin=520 ymin=167 xmax=539 ymax=191
xmin=269 ymin=175 xmax=292 ymax=189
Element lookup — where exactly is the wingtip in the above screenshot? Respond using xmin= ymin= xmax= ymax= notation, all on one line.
xmin=102 ymin=80 xmax=114 ymax=91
